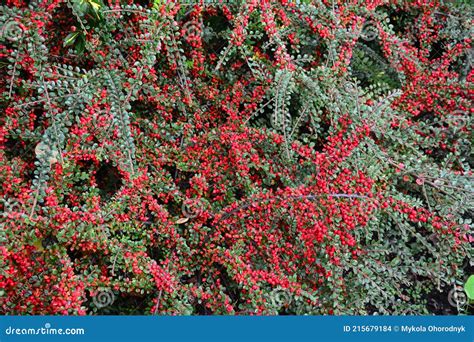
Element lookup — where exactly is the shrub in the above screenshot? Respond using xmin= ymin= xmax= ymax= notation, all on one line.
xmin=0 ymin=0 xmax=472 ymax=315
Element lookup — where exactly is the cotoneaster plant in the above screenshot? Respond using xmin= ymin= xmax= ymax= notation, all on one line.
xmin=0 ymin=0 xmax=472 ymax=315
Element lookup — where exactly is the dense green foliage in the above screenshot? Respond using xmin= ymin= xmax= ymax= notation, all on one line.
xmin=0 ymin=0 xmax=472 ymax=315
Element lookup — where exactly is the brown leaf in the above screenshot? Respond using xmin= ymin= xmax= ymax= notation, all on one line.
xmin=176 ymin=217 xmax=189 ymax=224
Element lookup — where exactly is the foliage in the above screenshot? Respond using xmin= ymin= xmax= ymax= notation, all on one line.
xmin=0 ymin=0 xmax=472 ymax=315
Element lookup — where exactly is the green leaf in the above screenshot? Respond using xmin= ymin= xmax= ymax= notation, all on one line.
xmin=464 ymin=275 xmax=474 ymax=300
xmin=89 ymin=0 xmax=101 ymax=12
xmin=63 ymin=32 xmax=80 ymax=47
xmin=89 ymin=0 xmax=103 ymax=20
xmin=74 ymin=0 xmax=90 ymax=15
